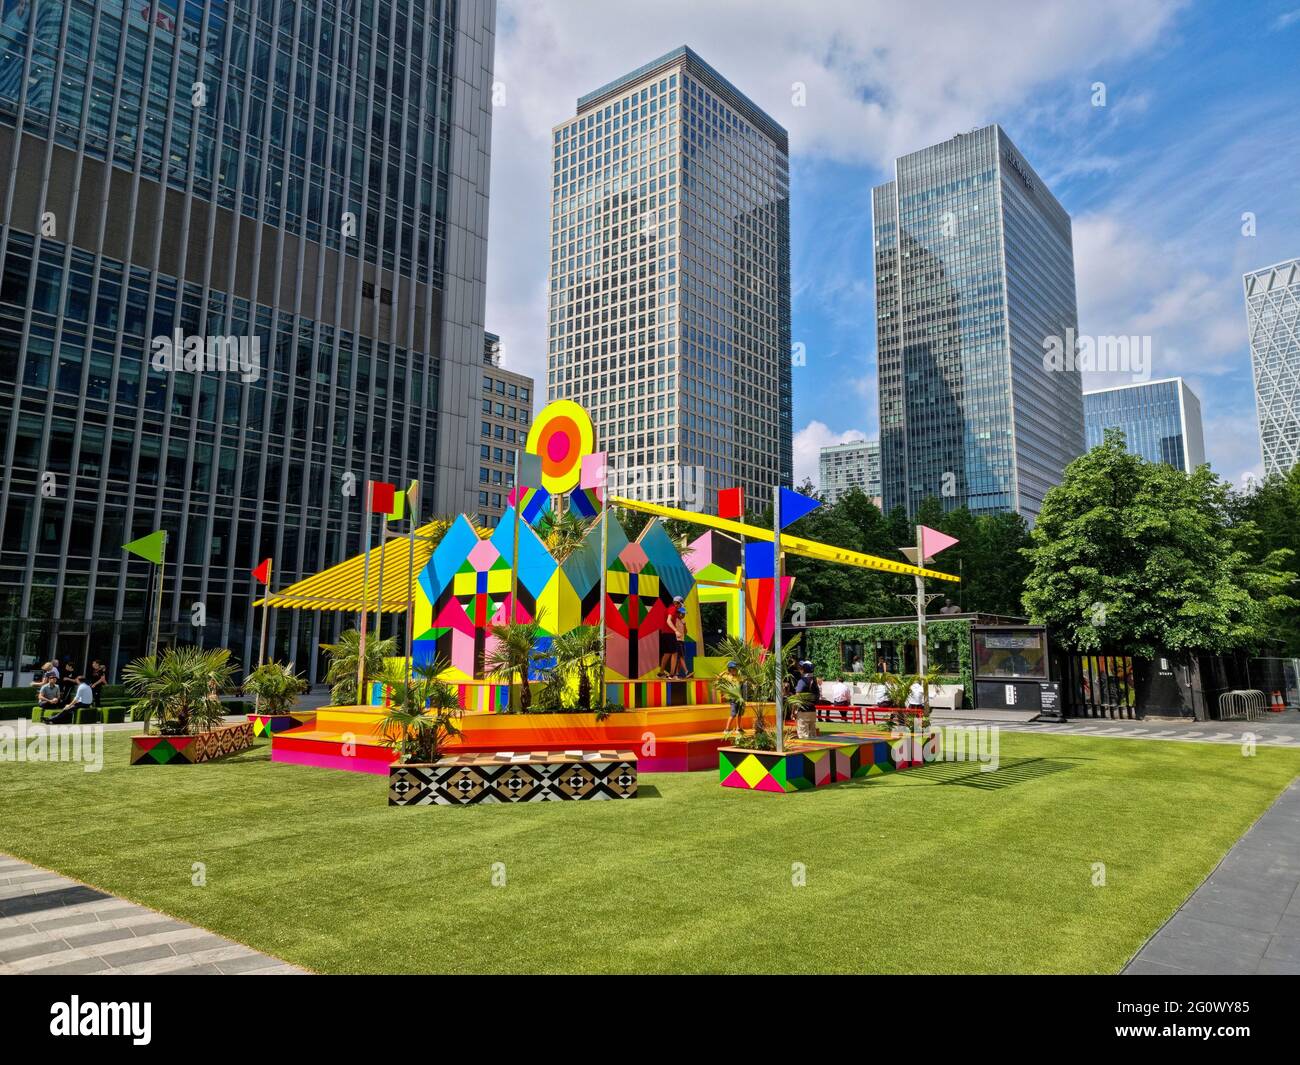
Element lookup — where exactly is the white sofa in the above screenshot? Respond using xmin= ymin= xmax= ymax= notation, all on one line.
xmin=845 ymin=681 xmax=964 ymax=710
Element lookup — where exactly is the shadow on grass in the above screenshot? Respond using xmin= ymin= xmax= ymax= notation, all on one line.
xmin=926 ymin=756 xmax=1086 ymax=790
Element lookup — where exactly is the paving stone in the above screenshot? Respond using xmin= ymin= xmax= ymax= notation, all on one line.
xmin=63 ymin=925 xmax=141 ymax=949
xmin=1262 ymin=935 xmax=1300 ymax=963
xmin=213 ymin=951 xmax=288 ymax=974
xmin=0 ymin=922 xmax=37 ymax=941
xmin=87 ymin=942 xmax=181 ymax=968
xmin=23 ymin=955 xmax=115 ymax=975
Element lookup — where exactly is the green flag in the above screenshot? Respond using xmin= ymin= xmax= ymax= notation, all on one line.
xmin=123 ymin=530 xmax=165 ymax=565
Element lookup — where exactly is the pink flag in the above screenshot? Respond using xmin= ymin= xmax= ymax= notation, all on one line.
xmin=919 ymin=525 xmax=959 ymax=561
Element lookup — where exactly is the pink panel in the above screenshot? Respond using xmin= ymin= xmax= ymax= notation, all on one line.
xmin=467 ymin=539 xmax=499 ymax=569
xmin=686 ymin=531 xmax=713 ymax=573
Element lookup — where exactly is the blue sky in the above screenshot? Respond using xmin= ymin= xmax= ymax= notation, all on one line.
xmin=488 ymin=0 xmax=1300 ymax=485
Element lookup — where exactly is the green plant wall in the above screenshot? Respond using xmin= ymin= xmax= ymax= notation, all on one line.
xmin=804 ymin=619 xmax=974 ymax=707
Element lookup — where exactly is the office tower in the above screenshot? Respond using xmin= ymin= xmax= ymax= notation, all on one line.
xmin=1244 ymin=259 xmax=1300 ymax=477
xmin=818 ymin=439 xmax=881 ymax=506
xmin=477 ymin=331 xmax=535 ymax=528
xmin=0 ymin=0 xmax=496 ymax=684
xmin=873 ymin=124 xmax=1084 ymax=521
xmin=1083 ymin=378 xmax=1206 ymax=473
xmin=547 ymin=46 xmax=791 ymax=511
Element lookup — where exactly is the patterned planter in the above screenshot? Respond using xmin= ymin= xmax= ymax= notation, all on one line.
xmin=130 ymin=721 xmax=255 ymax=765
xmin=389 ymin=749 xmax=638 ymax=805
xmin=247 ymin=710 xmax=316 ymax=737
xmin=719 ymin=734 xmax=914 ymax=794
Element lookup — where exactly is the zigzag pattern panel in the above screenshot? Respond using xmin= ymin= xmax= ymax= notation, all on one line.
xmin=389 ymin=751 xmax=638 ymax=805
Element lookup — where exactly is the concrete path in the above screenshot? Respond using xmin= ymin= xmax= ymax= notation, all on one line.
xmin=1124 ymin=779 xmax=1300 ymax=974
xmin=0 ymin=855 xmax=306 ymax=975
xmin=971 ymin=709 xmax=1300 ymax=749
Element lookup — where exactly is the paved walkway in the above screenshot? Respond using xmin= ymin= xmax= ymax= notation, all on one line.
xmin=945 ymin=710 xmax=1300 ymax=748
xmin=1124 ymin=779 xmax=1300 ymax=974
xmin=0 ymin=855 xmax=306 ymax=975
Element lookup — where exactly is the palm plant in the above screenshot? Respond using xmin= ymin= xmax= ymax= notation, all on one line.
xmin=242 ymin=661 xmax=310 ymax=715
xmin=483 ymin=618 xmax=546 ymax=712
xmin=545 ymin=625 xmax=605 ymax=711
xmin=875 ymin=664 xmax=942 ymax=729
xmin=534 ymin=507 xmax=592 ymax=562
xmin=320 ymin=629 xmax=396 ymax=706
xmin=711 ymin=634 xmax=807 ymax=747
xmin=122 ymin=646 xmax=236 ymax=735
xmin=375 ymin=659 xmax=463 ymax=763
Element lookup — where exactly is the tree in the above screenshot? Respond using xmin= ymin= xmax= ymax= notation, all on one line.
xmin=1228 ymin=464 xmax=1300 ymax=654
xmin=483 ymin=618 xmax=546 ymax=711
xmin=1021 ymin=430 xmax=1297 ymax=656
xmin=320 ymin=630 xmax=396 ymax=706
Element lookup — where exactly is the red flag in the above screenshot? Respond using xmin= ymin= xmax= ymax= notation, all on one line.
xmin=718 ymin=486 xmax=744 ymax=520
xmin=370 ymin=480 xmax=396 ymax=514
xmin=251 ymin=558 xmax=272 ymax=584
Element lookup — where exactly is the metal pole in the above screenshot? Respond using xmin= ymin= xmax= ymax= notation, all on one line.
xmin=772 ymin=487 xmax=783 ymax=754
xmin=356 ymin=481 xmax=373 ymax=706
xmin=406 ymin=484 xmax=418 ymax=692
xmin=255 ymin=558 xmax=272 ymax=714
xmin=510 ymin=450 xmax=521 ymax=623
xmin=374 ymin=516 xmax=388 ymax=644
xmin=150 ymin=532 xmax=167 ymax=660
xmin=598 ymin=465 xmax=609 ymax=697
xmin=915 ymin=524 xmax=930 ymax=726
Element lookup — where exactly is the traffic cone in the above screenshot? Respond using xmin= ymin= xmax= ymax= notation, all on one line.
xmin=1271 ymin=690 xmax=1285 ymax=713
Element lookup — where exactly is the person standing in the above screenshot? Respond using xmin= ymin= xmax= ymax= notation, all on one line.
xmin=670 ymin=597 xmax=690 ymax=678
xmin=718 ymin=660 xmax=743 ymax=738
xmin=88 ymin=659 xmax=108 ymax=708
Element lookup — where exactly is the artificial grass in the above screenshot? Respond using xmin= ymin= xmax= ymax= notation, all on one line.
xmin=1 ymin=729 xmax=1297 ymax=973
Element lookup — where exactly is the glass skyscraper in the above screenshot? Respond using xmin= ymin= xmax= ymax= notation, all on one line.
xmin=547 ymin=46 xmax=791 ymax=512
xmin=1084 ymin=378 xmax=1206 ymax=473
xmin=1244 ymin=258 xmax=1300 ymax=477
xmin=0 ymin=0 xmax=496 ymax=684
xmin=873 ymin=124 xmax=1084 ymax=521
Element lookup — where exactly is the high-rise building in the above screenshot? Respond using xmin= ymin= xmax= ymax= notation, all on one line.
xmin=1244 ymin=258 xmax=1300 ymax=477
xmin=873 ymin=124 xmax=1084 ymax=521
xmin=0 ymin=0 xmax=496 ymax=684
xmin=547 ymin=46 xmax=791 ymax=512
xmin=477 ymin=331 xmax=534 ymax=528
xmin=1083 ymin=378 xmax=1206 ymax=473
xmin=818 ymin=439 xmax=881 ymax=506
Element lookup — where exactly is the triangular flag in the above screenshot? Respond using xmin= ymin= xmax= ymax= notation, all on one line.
xmin=919 ymin=525 xmax=959 ymax=560
xmin=387 ymin=490 xmax=405 ymax=521
xmin=251 ymin=558 xmax=272 ymax=584
xmin=123 ymin=530 xmax=165 ymax=565
xmin=407 ymin=479 xmax=419 ymax=508
xmin=778 ymin=487 xmax=820 ymax=529
xmin=370 ymin=480 xmax=396 ymax=514
xmin=899 ymin=546 xmax=920 ymax=564
xmin=718 ymin=486 xmax=744 ymax=520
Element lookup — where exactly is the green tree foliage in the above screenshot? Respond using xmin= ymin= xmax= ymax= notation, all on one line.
xmin=1228 ymin=464 xmax=1300 ymax=654
xmin=1022 ymin=430 xmax=1297 ymax=656
xmin=782 ymin=488 xmax=1031 ymax=620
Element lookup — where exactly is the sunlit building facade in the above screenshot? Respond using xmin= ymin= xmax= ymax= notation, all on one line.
xmin=1244 ymin=258 xmax=1300 ymax=477
xmin=873 ymin=124 xmax=1084 ymax=521
xmin=1084 ymin=378 xmax=1206 ymax=473
xmin=547 ymin=46 xmax=791 ymax=511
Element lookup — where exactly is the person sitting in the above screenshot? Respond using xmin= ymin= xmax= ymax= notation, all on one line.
xmin=59 ymin=675 xmax=97 ymax=725
xmin=35 ymin=673 xmax=63 ymax=720
xmin=820 ymin=679 xmax=850 ymax=705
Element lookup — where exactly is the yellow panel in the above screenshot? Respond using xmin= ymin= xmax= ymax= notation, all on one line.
xmin=610 ymin=496 xmax=960 ymax=583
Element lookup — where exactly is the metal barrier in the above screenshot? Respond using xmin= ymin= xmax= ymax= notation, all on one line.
xmin=1217 ymin=690 xmax=1268 ymax=721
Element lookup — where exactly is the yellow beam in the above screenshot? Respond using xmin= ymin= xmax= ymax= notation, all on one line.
xmin=610 ymin=495 xmax=960 ymax=583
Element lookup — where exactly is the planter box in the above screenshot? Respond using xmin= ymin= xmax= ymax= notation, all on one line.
xmin=389 ymin=749 xmax=638 ymax=805
xmin=248 ymin=710 xmax=316 ymax=737
xmin=719 ymin=734 xmax=913 ymax=794
xmin=130 ymin=721 xmax=255 ymax=765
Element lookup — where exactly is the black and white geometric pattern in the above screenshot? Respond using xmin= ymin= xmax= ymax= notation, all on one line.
xmin=388 ymin=751 xmax=638 ymax=805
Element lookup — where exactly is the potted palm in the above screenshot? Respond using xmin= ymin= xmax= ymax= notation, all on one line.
xmin=483 ymin=618 xmax=546 ymax=712
xmin=543 ymin=625 xmax=605 ymax=712
xmin=242 ymin=661 xmax=313 ymax=735
xmin=712 ymin=635 xmax=805 ymax=750
xmin=379 ymin=660 xmax=465 ymax=805
xmin=123 ymin=647 xmax=254 ymax=765
xmin=320 ymin=630 xmax=396 ymax=706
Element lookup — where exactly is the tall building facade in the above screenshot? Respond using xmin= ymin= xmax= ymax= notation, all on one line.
xmin=1244 ymin=258 xmax=1300 ymax=477
xmin=0 ymin=0 xmax=496 ymax=684
xmin=1084 ymin=378 xmax=1206 ymax=473
xmin=873 ymin=124 xmax=1084 ymax=521
xmin=818 ymin=438 xmax=880 ymax=505
xmin=477 ymin=331 xmax=534 ymax=528
xmin=547 ymin=46 xmax=791 ymax=512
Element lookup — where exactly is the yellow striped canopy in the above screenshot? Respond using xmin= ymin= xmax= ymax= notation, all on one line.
xmin=253 ymin=521 xmax=467 ymax=612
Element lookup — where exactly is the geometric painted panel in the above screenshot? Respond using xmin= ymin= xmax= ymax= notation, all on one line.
xmin=388 ymin=750 xmax=638 ymax=805
xmin=718 ymin=735 xmax=911 ymax=794
xmin=130 ymin=722 xmax=255 ymax=765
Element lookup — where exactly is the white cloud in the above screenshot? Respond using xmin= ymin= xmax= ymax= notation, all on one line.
xmin=792 ymin=420 xmax=866 ymax=488
xmin=486 ymin=0 xmax=1185 ymax=393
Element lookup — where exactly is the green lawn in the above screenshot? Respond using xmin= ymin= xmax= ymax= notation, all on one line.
xmin=2 ymin=730 xmax=1297 ymax=973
